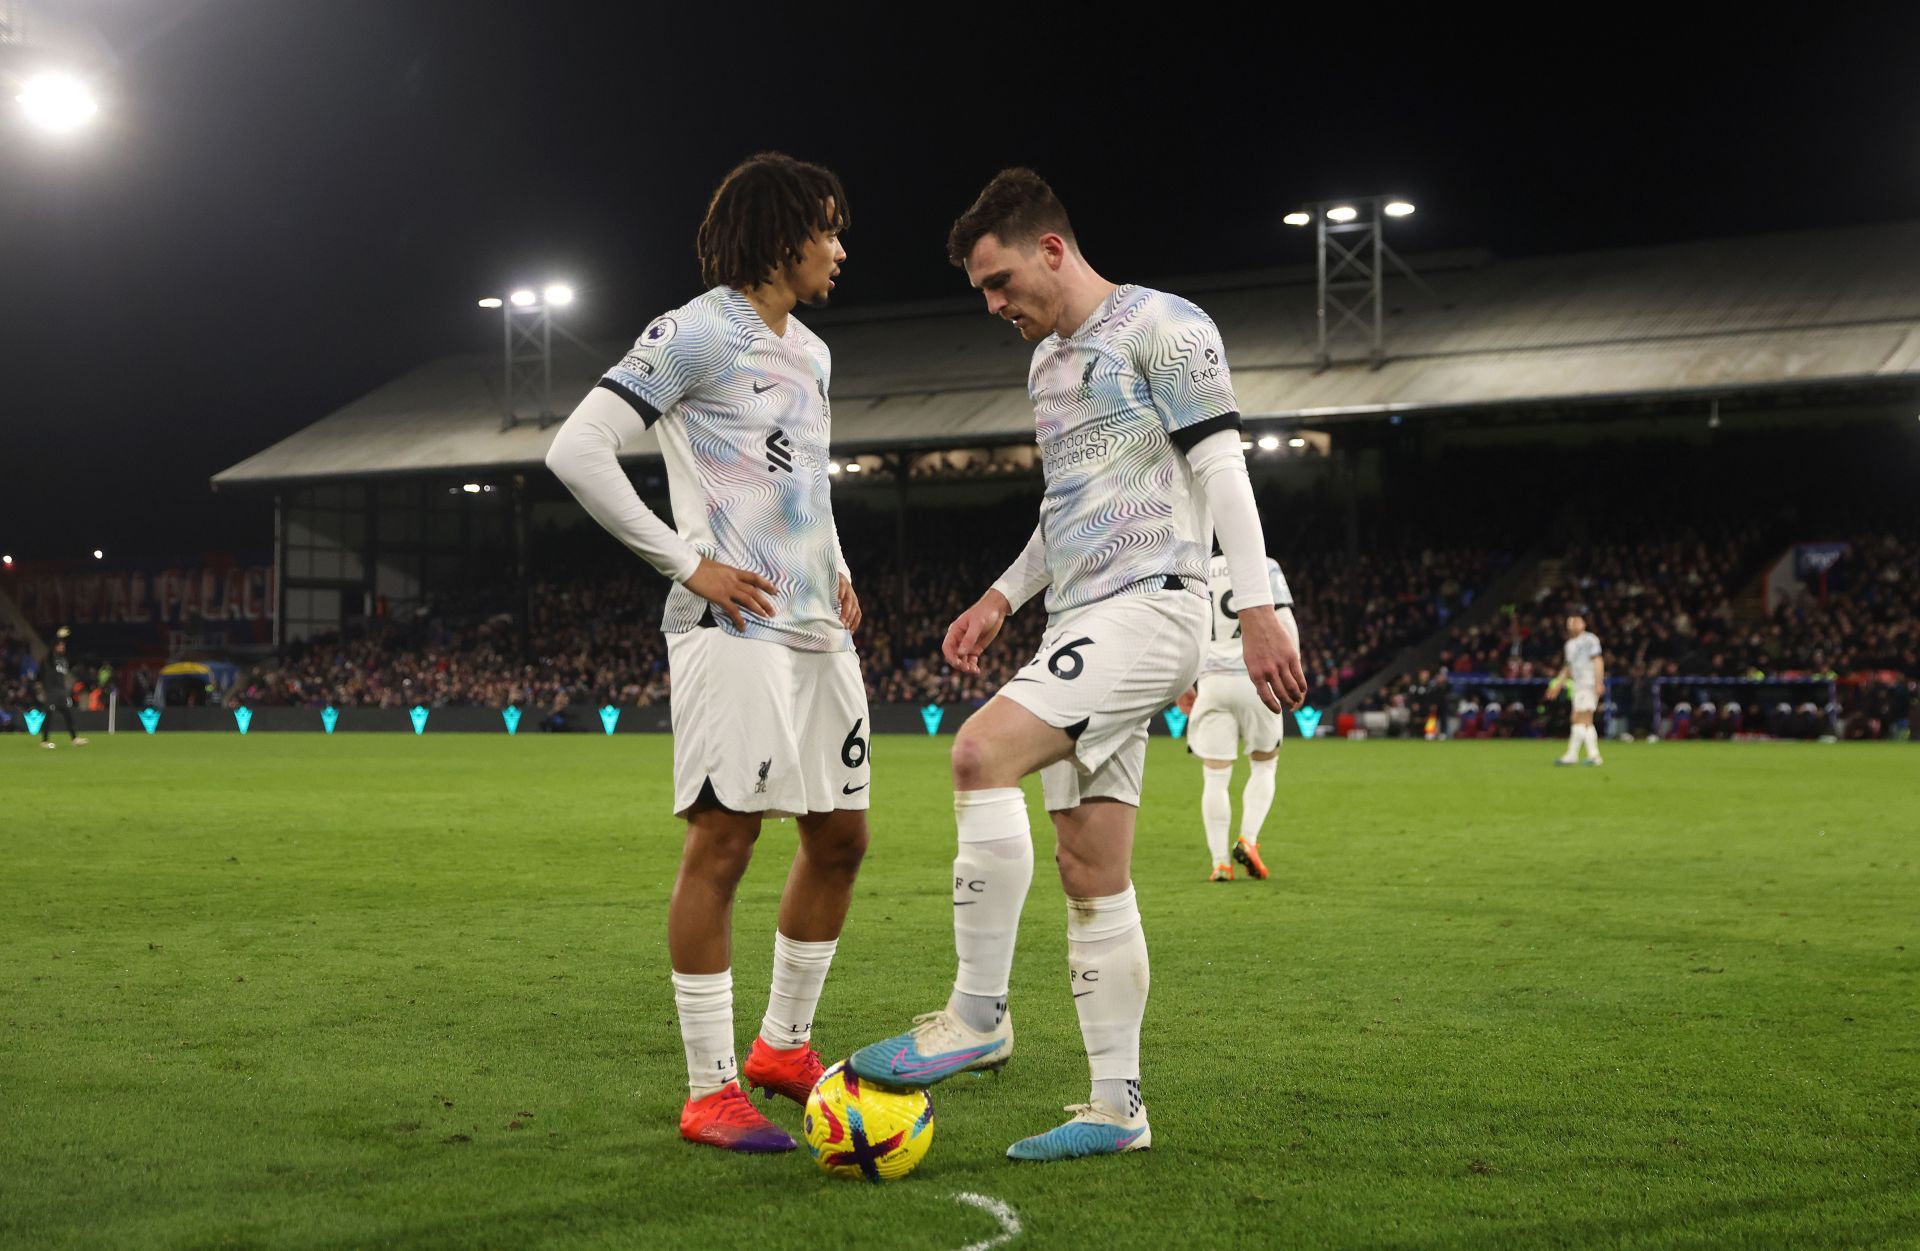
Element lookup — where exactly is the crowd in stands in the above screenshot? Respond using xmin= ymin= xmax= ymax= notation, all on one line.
xmin=1 ymin=632 xmax=36 ymax=731
xmin=7 ymin=425 xmax=1914 ymax=741
xmin=1290 ymin=546 xmax=1509 ymax=703
xmin=1351 ymin=520 xmax=1917 ymax=740
xmin=227 ymin=576 xmax=672 ymax=713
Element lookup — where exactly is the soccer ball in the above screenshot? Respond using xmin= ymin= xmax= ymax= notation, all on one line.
xmin=802 ymin=1059 xmax=934 ymax=1181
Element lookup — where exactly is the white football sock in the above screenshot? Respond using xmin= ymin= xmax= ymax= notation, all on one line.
xmin=1584 ymin=725 xmax=1603 ymax=758
xmin=1239 ymin=756 xmax=1277 ymax=847
xmin=1201 ymin=765 xmax=1232 ymax=865
xmin=1067 ymin=885 xmax=1149 ymax=1093
xmin=952 ymin=788 xmax=1033 ymax=1033
xmin=671 ymin=969 xmax=736 ymax=1097
xmin=1092 ymin=1077 xmax=1143 ymax=1119
xmin=760 ymin=932 xmax=837 ymax=1050
xmin=1563 ymin=727 xmax=1582 ymax=760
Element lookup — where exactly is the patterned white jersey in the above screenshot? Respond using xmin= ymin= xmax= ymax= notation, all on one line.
xmin=1201 ymin=554 xmax=1293 ymax=676
xmin=1564 ymin=631 xmax=1603 ymax=688
xmin=1029 ymin=284 xmax=1240 ymax=616
xmin=597 ymin=286 xmax=849 ymax=652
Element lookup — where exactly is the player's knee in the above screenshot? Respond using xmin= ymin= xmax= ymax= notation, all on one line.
xmin=1053 ymin=838 xmax=1096 ymax=888
xmin=808 ymin=818 xmax=869 ymax=879
xmin=1054 ymin=849 xmax=1110 ymax=898
xmin=950 ymin=729 xmax=1000 ymax=790
xmin=1053 ymin=840 xmax=1081 ymax=882
xmin=686 ymin=821 xmax=759 ymax=884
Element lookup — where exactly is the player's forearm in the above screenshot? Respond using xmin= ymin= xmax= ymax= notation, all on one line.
xmin=989 ymin=522 xmax=1048 ymax=613
xmin=1276 ymin=605 xmax=1300 ymax=649
xmin=545 ymin=388 xmax=701 ymax=582
xmin=1186 ymin=430 xmax=1273 ymax=611
xmin=831 ymin=517 xmax=851 ymax=581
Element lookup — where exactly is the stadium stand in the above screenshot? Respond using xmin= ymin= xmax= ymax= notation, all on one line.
xmin=10 ymin=224 xmax=1918 ymax=741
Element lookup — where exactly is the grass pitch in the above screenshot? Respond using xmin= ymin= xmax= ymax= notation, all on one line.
xmin=3 ymin=734 xmax=1915 ymax=1250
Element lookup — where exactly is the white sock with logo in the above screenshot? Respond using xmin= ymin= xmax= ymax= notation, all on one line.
xmin=760 ymin=932 xmax=837 ymax=1050
xmin=1067 ymin=885 xmax=1148 ymax=1116
xmin=1201 ymin=765 xmax=1232 ymax=865
xmin=1239 ymin=756 xmax=1277 ymax=848
xmin=672 ymin=969 xmax=736 ymax=1098
xmin=951 ymin=788 xmax=1033 ymax=1033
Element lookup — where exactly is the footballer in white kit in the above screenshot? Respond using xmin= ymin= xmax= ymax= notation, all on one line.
xmin=545 ymin=154 xmax=870 ymax=1156
xmin=1546 ymin=611 xmax=1606 ymax=766
xmin=849 ymin=169 xmax=1307 ymax=1163
xmin=1182 ymin=553 xmax=1297 ymax=881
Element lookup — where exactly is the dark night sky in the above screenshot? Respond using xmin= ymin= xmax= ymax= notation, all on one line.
xmin=3 ymin=1 xmax=1918 ymax=562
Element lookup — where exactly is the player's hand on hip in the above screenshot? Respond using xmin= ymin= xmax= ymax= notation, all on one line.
xmin=1176 ymin=686 xmax=1197 ymax=716
xmin=942 ymin=589 xmax=1010 ymax=676
xmin=684 ymin=558 xmax=777 ymax=631
xmin=837 ymin=574 xmax=862 ymax=633
xmin=1238 ymin=604 xmax=1307 ymax=712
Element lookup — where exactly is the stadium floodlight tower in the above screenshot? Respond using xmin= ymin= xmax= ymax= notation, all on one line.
xmin=1284 ymin=196 xmax=1428 ymax=371
xmin=477 ymin=283 xmax=576 ymax=432
xmin=2 ymin=1 xmax=104 ymax=136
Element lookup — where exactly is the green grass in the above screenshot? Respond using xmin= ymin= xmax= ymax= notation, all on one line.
xmin=3 ymin=734 xmax=1915 ymax=1250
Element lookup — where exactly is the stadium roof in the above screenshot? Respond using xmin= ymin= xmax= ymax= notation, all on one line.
xmin=214 ymin=221 xmax=1920 ymax=487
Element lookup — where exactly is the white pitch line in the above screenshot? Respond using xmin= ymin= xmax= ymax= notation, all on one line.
xmin=951 ymin=1192 xmax=1022 ymax=1251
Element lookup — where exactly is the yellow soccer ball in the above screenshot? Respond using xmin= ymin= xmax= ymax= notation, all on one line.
xmin=802 ymin=1059 xmax=935 ymax=1181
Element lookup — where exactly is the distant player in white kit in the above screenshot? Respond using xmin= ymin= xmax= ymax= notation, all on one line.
xmin=1177 ymin=552 xmax=1297 ymax=881
xmin=1546 ymin=610 xmax=1605 ymax=766
xmin=546 ymin=153 xmax=870 ymax=1155
xmin=849 ymin=169 xmax=1307 ymax=1161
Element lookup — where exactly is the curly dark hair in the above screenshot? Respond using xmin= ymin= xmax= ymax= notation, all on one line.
xmin=696 ymin=153 xmax=849 ymax=290
xmin=946 ymin=168 xmax=1076 ymax=268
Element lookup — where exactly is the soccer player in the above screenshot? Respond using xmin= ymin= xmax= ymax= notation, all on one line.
xmin=36 ymin=628 xmax=88 ymax=750
xmin=545 ymin=153 xmax=868 ymax=1155
xmin=849 ymin=170 xmax=1307 ymax=1161
xmin=1177 ymin=552 xmax=1297 ymax=881
xmin=1546 ymin=610 xmax=1605 ymax=766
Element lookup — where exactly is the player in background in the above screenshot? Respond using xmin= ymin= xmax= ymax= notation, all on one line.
xmin=849 ymin=169 xmax=1307 ymax=1161
xmin=1176 ymin=552 xmax=1297 ymax=881
xmin=545 ymin=153 xmax=867 ymax=1154
xmin=1546 ymin=610 xmax=1605 ymax=766
xmin=36 ymin=628 xmax=88 ymax=749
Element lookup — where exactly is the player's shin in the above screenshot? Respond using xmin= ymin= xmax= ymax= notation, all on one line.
xmin=951 ymin=788 xmax=1034 ymax=1033
xmin=672 ymin=969 xmax=737 ymax=1097
xmin=1201 ymin=766 xmax=1232 ymax=867
xmin=1067 ymin=885 xmax=1148 ymax=1115
xmin=1239 ymin=756 xmax=1277 ymax=847
xmin=761 ymin=933 xmax=837 ymax=1049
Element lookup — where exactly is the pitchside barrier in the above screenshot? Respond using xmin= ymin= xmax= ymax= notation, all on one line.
xmin=13 ymin=702 xmax=1323 ymax=740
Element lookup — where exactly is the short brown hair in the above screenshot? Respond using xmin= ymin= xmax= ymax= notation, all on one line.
xmin=697 ymin=153 xmax=849 ymax=289
xmin=946 ymin=168 xmax=1075 ymax=268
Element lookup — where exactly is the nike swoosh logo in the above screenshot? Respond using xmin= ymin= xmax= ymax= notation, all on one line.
xmin=841 ymin=782 xmax=868 ymax=794
xmin=952 ymin=900 xmax=977 ymax=906
xmin=1072 ymin=991 xmax=1094 ymax=999
xmin=887 ymin=1042 xmax=1000 ymax=1078
xmin=753 ymin=382 xmax=776 ymax=393
xmin=1008 ymin=677 xmax=1040 ymax=685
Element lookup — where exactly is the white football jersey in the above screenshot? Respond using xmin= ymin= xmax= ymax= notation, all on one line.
xmin=1027 ymin=284 xmax=1240 ymax=616
xmin=597 ymin=286 xmax=848 ymax=652
xmin=1201 ymin=554 xmax=1293 ymax=676
xmin=1564 ymin=631 xmax=1602 ymax=687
